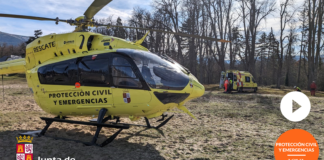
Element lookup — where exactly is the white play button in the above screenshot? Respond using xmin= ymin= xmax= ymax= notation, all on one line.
xmin=280 ymin=91 xmax=311 ymax=122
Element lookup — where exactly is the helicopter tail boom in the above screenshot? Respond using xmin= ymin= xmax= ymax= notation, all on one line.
xmin=0 ymin=58 xmax=26 ymax=75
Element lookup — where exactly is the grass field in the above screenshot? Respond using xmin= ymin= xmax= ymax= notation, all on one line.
xmin=0 ymin=75 xmax=323 ymax=159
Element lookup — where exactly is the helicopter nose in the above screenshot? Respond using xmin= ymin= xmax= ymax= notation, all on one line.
xmin=190 ymin=78 xmax=205 ymax=99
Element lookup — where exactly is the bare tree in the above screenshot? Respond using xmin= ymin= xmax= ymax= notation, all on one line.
xmin=285 ymin=24 xmax=297 ymax=86
xmin=202 ymin=0 xmax=233 ymax=72
xmin=154 ymin=0 xmax=184 ymax=63
xmin=297 ymin=3 xmax=308 ymax=85
xmin=306 ymin=0 xmax=323 ymax=88
xmin=276 ymin=0 xmax=296 ymax=88
xmin=238 ymin=0 xmax=276 ymax=76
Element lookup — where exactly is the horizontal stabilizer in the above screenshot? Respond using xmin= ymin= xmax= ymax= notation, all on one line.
xmin=0 ymin=58 xmax=26 ymax=75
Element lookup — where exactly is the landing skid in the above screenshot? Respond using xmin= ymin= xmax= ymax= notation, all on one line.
xmin=22 ymin=109 xmax=174 ymax=147
xmin=106 ymin=115 xmax=174 ymax=129
xmin=39 ymin=119 xmax=128 ymax=147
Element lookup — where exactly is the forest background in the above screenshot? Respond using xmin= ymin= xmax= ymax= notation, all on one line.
xmin=0 ymin=0 xmax=323 ymax=90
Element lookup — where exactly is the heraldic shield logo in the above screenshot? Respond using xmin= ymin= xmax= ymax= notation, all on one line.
xmin=123 ymin=92 xmax=131 ymax=103
xmin=16 ymin=135 xmax=33 ymax=160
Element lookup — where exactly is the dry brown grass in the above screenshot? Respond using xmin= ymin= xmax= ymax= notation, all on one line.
xmin=1 ymin=77 xmax=324 ymax=159
xmin=205 ymin=84 xmax=324 ymax=97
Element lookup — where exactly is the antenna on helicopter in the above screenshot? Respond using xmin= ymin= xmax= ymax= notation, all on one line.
xmin=1 ymin=75 xmax=4 ymax=102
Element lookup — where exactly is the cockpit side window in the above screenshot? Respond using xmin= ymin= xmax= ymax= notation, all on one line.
xmin=78 ymin=55 xmax=110 ymax=86
xmin=245 ymin=76 xmax=250 ymax=82
xmin=38 ymin=59 xmax=78 ymax=85
xmin=117 ymin=49 xmax=190 ymax=90
xmin=111 ymin=56 xmax=142 ymax=88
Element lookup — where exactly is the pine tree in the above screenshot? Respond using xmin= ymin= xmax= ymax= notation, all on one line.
xmin=25 ymin=30 xmax=42 ymax=45
xmin=266 ymin=28 xmax=278 ymax=85
xmin=113 ymin=17 xmax=126 ymax=39
xmin=256 ymin=32 xmax=268 ymax=85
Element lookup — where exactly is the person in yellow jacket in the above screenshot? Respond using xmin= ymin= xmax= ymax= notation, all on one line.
xmin=294 ymin=86 xmax=301 ymax=92
xmin=228 ymin=78 xmax=233 ymax=93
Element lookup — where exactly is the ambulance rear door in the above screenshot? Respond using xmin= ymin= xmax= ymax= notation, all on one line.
xmin=220 ymin=71 xmax=225 ymax=88
xmin=233 ymin=73 xmax=238 ymax=90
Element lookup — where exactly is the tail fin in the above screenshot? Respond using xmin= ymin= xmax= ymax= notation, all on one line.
xmin=0 ymin=58 xmax=26 ymax=75
xmin=135 ymin=31 xmax=150 ymax=46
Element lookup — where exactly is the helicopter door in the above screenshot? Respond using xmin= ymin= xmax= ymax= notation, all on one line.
xmin=109 ymin=54 xmax=151 ymax=116
xmin=37 ymin=58 xmax=90 ymax=115
xmin=77 ymin=54 xmax=113 ymax=111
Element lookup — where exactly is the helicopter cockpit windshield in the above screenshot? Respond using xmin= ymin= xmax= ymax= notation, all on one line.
xmin=118 ymin=49 xmax=190 ymax=90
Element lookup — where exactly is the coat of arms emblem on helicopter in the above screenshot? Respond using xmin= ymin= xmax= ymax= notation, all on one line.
xmin=123 ymin=92 xmax=131 ymax=103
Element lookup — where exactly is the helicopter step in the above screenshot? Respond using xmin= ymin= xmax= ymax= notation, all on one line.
xmin=101 ymin=114 xmax=174 ymax=129
xmin=37 ymin=108 xmax=130 ymax=147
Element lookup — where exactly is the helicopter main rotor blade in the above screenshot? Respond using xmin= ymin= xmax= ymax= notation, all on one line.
xmin=0 ymin=13 xmax=66 ymax=22
xmin=84 ymin=0 xmax=112 ymax=21
xmin=106 ymin=25 xmax=230 ymax=42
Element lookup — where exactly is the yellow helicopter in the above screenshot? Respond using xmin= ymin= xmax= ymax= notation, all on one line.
xmin=0 ymin=0 xmax=229 ymax=147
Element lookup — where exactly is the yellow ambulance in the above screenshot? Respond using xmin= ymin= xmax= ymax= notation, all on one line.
xmin=220 ymin=70 xmax=258 ymax=92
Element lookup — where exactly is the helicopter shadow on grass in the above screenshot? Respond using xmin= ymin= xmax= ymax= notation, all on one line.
xmin=211 ymin=91 xmax=284 ymax=122
xmin=0 ymin=128 xmax=166 ymax=160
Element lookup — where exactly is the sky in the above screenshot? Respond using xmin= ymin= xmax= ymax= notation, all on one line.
xmin=0 ymin=0 xmax=305 ymax=38
xmin=0 ymin=0 xmax=152 ymax=36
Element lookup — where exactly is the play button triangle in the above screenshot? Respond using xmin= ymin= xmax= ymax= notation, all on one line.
xmin=292 ymin=100 xmax=301 ymax=113
xmin=280 ymin=91 xmax=311 ymax=122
